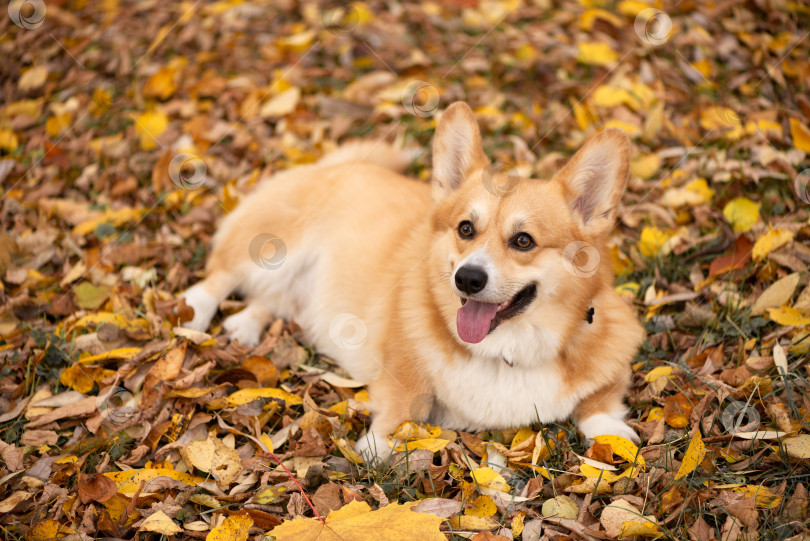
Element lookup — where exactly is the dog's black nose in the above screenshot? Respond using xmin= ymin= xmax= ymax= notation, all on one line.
xmin=455 ymin=266 xmax=488 ymax=294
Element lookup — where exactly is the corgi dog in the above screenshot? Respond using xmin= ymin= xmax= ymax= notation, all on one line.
xmin=182 ymin=102 xmax=644 ymax=460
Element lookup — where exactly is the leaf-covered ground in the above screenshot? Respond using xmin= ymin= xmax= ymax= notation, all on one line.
xmin=1 ymin=0 xmax=810 ymax=539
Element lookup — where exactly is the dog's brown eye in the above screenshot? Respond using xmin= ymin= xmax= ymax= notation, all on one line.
xmin=512 ymin=233 xmax=534 ymax=250
xmin=458 ymin=221 xmax=475 ymax=239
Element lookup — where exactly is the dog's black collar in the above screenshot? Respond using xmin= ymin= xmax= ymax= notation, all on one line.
xmin=585 ymin=306 xmax=594 ymax=324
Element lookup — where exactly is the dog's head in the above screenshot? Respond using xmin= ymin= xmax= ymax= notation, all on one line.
xmin=428 ymin=102 xmax=630 ymax=359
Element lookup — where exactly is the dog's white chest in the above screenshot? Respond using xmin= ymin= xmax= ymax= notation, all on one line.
xmin=429 ymin=354 xmax=580 ymax=430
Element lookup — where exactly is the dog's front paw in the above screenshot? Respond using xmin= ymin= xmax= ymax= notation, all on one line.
xmin=223 ymin=310 xmax=263 ymax=348
xmin=354 ymin=431 xmax=393 ymax=467
xmin=578 ymin=413 xmax=640 ymax=444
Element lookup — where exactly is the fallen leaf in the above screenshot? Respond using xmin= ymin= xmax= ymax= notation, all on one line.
xmin=751 ymin=273 xmax=800 ymax=315
xmin=206 ymin=514 xmax=253 ymax=541
xmin=790 ymin=117 xmax=810 ymax=152
xmin=783 ymin=435 xmax=810 ymax=460
xmin=723 ymin=197 xmax=760 ymax=233
xmin=752 ymin=229 xmax=794 ymax=261
xmin=227 ymin=387 xmax=303 ymax=407
xmin=577 ymin=42 xmax=618 ymax=67
xmin=139 ymin=510 xmax=182 ymax=535
xmin=767 ymin=306 xmax=810 ymax=327
xmin=269 ymin=500 xmax=445 ymax=540
xmin=675 ymin=431 xmax=706 ymax=480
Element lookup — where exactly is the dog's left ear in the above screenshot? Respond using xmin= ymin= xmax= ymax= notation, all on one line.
xmin=556 ymin=128 xmax=630 ymax=238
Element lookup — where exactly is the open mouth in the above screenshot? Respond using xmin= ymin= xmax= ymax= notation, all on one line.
xmin=457 ymin=283 xmax=537 ymax=344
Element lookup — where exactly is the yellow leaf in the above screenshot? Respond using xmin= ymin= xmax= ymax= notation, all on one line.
xmin=470 ymin=467 xmax=510 ymax=492
xmin=752 ymin=229 xmax=794 ymax=261
xmin=334 ymin=437 xmax=365 ymax=464
xmin=604 ymin=120 xmax=640 ymax=137
xmin=615 ymin=282 xmax=640 ymax=297
xmin=24 ymin=519 xmax=76 ymax=541
xmin=139 ymin=510 xmax=182 ymax=536
xmin=45 ymin=113 xmax=72 ymax=137
xmin=592 ymin=86 xmax=635 ymax=108
xmin=206 ymin=514 xmax=253 ymax=541
xmin=134 ymin=110 xmax=169 ymax=150
xmin=60 ymin=364 xmax=105 ymax=394
xmin=577 ymin=42 xmax=618 ymax=67
xmin=723 ymin=197 xmax=760 ymax=232
xmin=617 ymin=0 xmax=659 ymax=17
xmin=571 ymin=99 xmax=595 ymax=131
xmin=79 ymin=347 xmax=142 ymax=364
xmin=620 ymin=521 xmax=661 ymax=537
xmin=511 ymin=426 xmax=535 ymax=448
xmin=269 ymin=500 xmax=445 ymax=541
xmin=143 ymin=65 xmax=178 ymax=100
xmin=685 ymin=178 xmax=714 ymax=204
xmin=732 ymin=485 xmax=782 ymax=509
xmin=647 ymin=407 xmax=664 ymax=421
xmin=226 ymin=387 xmax=303 ymax=406
xmin=767 ymin=306 xmax=810 ymax=327
xmin=72 ymin=207 xmax=144 ymax=235
xmin=675 ymin=431 xmax=706 ymax=480
xmin=790 ymin=117 xmax=810 ymax=152
xmin=638 ymin=226 xmax=672 ymax=257
xmin=0 ymin=128 xmax=19 ymax=152
xmin=466 ymin=495 xmax=497 ymax=518
xmin=446 ymin=515 xmax=500 ymax=530
xmin=699 ymin=106 xmax=741 ymax=131
xmin=580 ymin=8 xmax=623 ymax=30
xmin=644 ymin=366 xmax=673 ymax=383
xmin=593 ymin=435 xmax=645 ymax=470
xmin=392 ymin=421 xmax=441 ymax=441
xmin=393 ymin=438 xmax=450 ymax=453
xmin=580 ymin=463 xmax=622 ymax=483
xmin=630 ymin=153 xmax=660 ymax=179
xmin=104 ymin=468 xmax=203 ymax=493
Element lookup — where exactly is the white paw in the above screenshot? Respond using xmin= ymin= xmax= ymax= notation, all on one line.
xmin=578 ymin=412 xmax=640 ymax=444
xmin=180 ymin=285 xmax=218 ymax=332
xmin=223 ymin=309 xmax=263 ymax=348
xmin=354 ymin=431 xmax=393 ymax=467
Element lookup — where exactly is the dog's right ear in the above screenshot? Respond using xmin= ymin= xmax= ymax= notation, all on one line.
xmin=432 ymin=102 xmax=487 ymax=199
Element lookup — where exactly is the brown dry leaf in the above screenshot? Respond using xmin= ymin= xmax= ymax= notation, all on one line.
xmin=149 ymin=341 xmax=187 ymax=381
xmin=269 ymin=500 xmax=445 ymax=540
xmin=78 ymin=473 xmax=118 ymax=504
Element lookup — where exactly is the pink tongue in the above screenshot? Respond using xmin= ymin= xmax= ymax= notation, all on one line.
xmin=457 ymin=301 xmax=500 ymax=343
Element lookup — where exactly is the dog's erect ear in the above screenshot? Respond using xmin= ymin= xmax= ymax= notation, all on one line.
xmin=432 ymin=102 xmax=488 ymax=199
xmin=556 ymin=128 xmax=630 ymax=238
